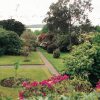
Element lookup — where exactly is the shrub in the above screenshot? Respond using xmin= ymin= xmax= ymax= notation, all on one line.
xmin=53 ymin=49 xmax=60 ymax=58
xmin=0 ymin=28 xmax=22 ymax=55
xmin=88 ymin=34 xmax=100 ymax=86
xmin=64 ymin=41 xmax=100 ymax=86
xmin=21 ymin=29 xmax=37 ymax=51
xmin=19 ymin=75 xmax=69 ymax=99
xmin=38 ymin=34 xmax=47 ymax=42
xmin=96 ymin=80 xmax=100 ymax=92
xmin=41 ymin=25 xmax=49 ymax=33
xmin=18 ymin=75 xmax=99 ymax=100
xmin=0 ymin=48 xmax=5 ymax=56
xmin=47 ymin=44 xmax=58 ymax=53
xmin=33 ymin=30 xmax=41 ymax=35
xmin=56 ymin=35 xmax=70 ymax=52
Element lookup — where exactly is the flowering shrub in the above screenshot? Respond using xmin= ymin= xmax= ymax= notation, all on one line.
xmin=19 ymin=75 xmax=69 ymax=100
xmin=96 ymin=80 xmax=100 ymax=92
xmin=38 ymin=34 xmax=47 ymax=42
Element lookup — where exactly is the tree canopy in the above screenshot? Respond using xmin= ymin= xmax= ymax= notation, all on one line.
xmin=0 ymin=19 xmax=25 ymax=36
xmin=44 ymin=0 xmax=93 ymax=34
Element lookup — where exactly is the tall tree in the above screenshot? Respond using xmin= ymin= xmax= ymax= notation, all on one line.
xmin=44 ymin=0 xmax=93 ymax=45
xmin=0 ymin=19 xmax=25 ymax=36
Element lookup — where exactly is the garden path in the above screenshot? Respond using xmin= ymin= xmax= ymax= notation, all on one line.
xmin=38 ymin=51 xmax=60 ymax=76
xmin=0 ymin=51 xmax=59 ymax=76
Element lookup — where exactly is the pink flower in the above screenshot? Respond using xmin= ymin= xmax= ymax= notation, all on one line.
xmin=22 ymin=81 xmax=28 ymax=87
xmin=42 ymin=92 xmax=46 ymax=96
xmin=19 ymin=91 xmax=24 ymax=100
xmin=30 ymin=81 xmax=38 ymax=87
xmin=96 ymin=80 xmax=100 ymax=92
xmin=25 ymin=84 xmax=32 ymax=89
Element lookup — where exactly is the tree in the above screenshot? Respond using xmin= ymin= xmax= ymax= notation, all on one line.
xmin=41 ymin=25 xmax=49 ymax=33
xmin=81 ymin=19 xmax=94 ymax=33
xmin=44 ymin=0 xmax=92 ymax=46
xmin=0 ymin=19 xmax=25 ymax=36
xmin=95 ymin=25 xmax=100 ymax=33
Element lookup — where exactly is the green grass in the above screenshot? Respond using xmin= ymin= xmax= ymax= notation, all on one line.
xmin=0 ymin=67 xmax=51 ymax=99
xmin=0 ymin=52 xmax=44 ymax=65
xmin=40 ymin=48 xmax=70 ymax=72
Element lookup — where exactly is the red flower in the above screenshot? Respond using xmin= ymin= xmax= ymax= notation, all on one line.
xmin=42 ymin=92 xmax=46 ymax=96
xmin=19 ymin=91 xmax=24 ymax=100
xmin=30 ymin=81 xmax=38 ymax=87
xmin=22 ymin=81 xmax=28 ymax=87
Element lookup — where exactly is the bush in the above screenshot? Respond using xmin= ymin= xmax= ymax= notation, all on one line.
xmin=47 ymin=44 xmax=58 ymax=53
xmin=0 ymin=28 xmax=22 ymax=55
xmin=21 ymin=29 xmax=37 ymax=51
xmin=64 ymin=42 xmax=100 ymax=86
xmin=53 ymin=49 xmax=60 ymax=58
xmin=18 ymin=75 xmax=99 ymax=100
xmin=55 ymin=35 xmax=70 ymax=52
xmin=33 ymin=30 xmax=41 ymax=35
xmin=0 ymin=48 xmax=5 ymax=56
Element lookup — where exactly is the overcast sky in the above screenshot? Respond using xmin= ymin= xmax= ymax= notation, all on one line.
xmin=0 ymin=0 xmax=100 ymax=25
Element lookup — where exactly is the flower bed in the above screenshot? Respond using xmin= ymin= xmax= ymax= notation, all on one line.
xmin=19 ymin=75 xmax=100 ymax=100
xmin=19 ymin=75 xmax=69 ymax=100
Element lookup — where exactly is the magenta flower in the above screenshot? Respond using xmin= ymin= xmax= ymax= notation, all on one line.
xmin=19 ymin=91 xmax=24 ymax=100
xmin=22 ymin=81 xmax=28 ymax=87
xmin=30 ymin=81 xmax=38 ymax=87
xmin=96 ymin=80 xmax=100 ymax=90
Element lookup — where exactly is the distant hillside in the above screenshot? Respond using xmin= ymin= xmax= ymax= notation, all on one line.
xmin=26 ymin=24 xmax=45 ymax=28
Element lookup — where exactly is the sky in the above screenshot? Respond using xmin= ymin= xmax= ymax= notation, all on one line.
xmin=0 ymin=0 xmax=100 ymax=25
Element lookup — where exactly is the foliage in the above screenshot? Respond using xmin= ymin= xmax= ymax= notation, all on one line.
xmin=0 ymin=28 xmax=22 ymax=55
xmin=64 ymin=38 xmax=100 ymax=86
xmin=0 ymin=48 xmax=5 ymax=56
xmin=92 ymin=33 xmax=100 ymax=45
xmin=14 ymin=61 xmax=20 ymax=77
xmin=47 ymin=44 xmax=58 ymax=53
xmin=33 ymin=30 xmax=41 ymax=35
xmin=38 ymin=33 xmax=53 ymax=50
xmin=44 ymin=0 xmax=92 ymax=34
xmin=55 ymin=34 xmax=79 ymax=52
xmin=21 ymin=29 xmax=37 ymax=51
xmin=19 ymin=75 xmax=69 ymax=99
xmin=18 ymin=75 xmax=100 ymax=100
xmin=53 ymin=49 xmax=60 ymax=58
xmin=96 ymin=80 xmax=100 ymax=92
xmin=89 ymin=33 xmax=100 ymax=86
xmin=41 ymin=25 xmax=49 ymax=33
xmin=0 ymin=19 xmax=25 ymax=36
xmin=80 ymin=19 xmax=94 ymax=33
xmin=19 ymin=91 xmax=100 ymax=100
xmin=95 ymin=25 xmax=100 ymax=33
xmin=21 ymin=30 xmax=37 ymax=59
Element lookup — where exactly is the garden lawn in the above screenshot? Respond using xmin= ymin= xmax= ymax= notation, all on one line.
xmin=0 ymin=52 xmax=44 ymax=65
xmin=40 ymin=48 xmax=70 ymax=72
xmin=0 ymin=67 xmax=51 ymax=99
